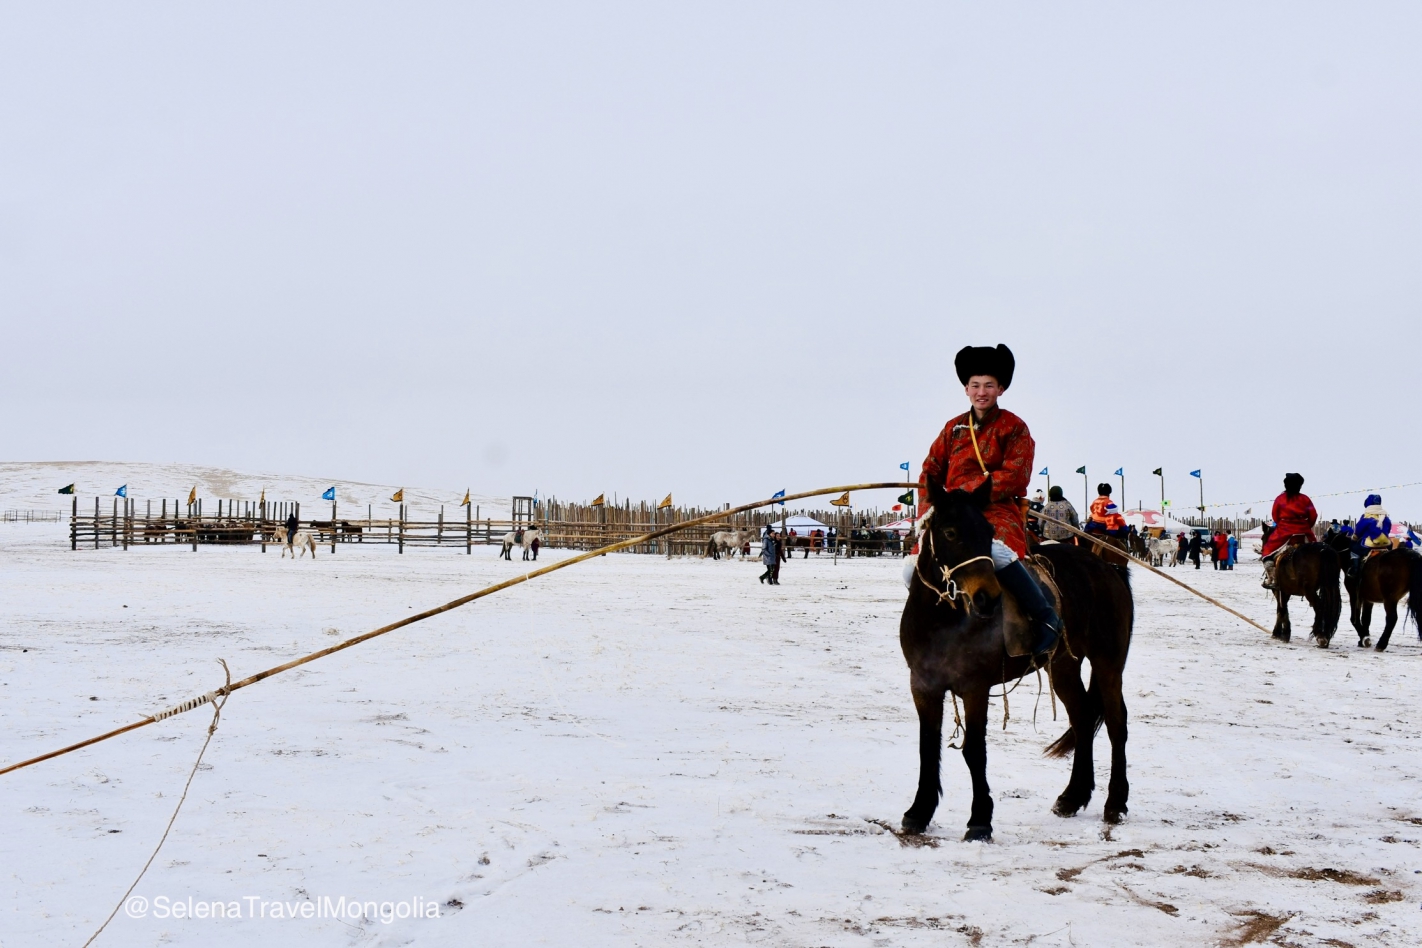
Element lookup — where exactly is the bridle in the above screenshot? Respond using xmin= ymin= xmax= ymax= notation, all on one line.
xmin=913 ymin=514 xmax=995 ymax=608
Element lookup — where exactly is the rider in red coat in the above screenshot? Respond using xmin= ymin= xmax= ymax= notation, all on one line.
xmin=1261 ymin=472 xmax=1317 ymax=588
xmin=915 ymin=344 xmax=1060 ymax=659
xmin=919 ymin=402 xmax=1035 ymax=558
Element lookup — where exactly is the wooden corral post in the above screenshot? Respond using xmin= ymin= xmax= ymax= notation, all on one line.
xmin=398 ymin=503 xmax=405 ymax=554
xmin=331 ymin=501 xmax=337 ymax=553
xmin=70 ymin=496 xmax=77 ymax=550
xmin=466 ymin=498 xmax=472 ymax=554
xmin=121 ymin=498 xmax=128 ymax=551
xmin=438 ymin=505 xmax=444 ymax=545
xmin=260 ymin=498 xmax=267 ymax=552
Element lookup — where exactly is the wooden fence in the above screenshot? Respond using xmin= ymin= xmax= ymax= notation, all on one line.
xmin=65 ymin=494 xmax=914 ymax=557
xmin=3 ymin=509 xmax=63 ymax=523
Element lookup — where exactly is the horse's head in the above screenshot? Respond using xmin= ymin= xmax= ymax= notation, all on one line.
xmin=921 ymin=475 xmax=1001 ymax=612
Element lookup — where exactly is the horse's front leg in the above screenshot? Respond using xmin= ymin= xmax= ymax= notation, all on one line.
xmin=901 ymin=678 xmax=946 ymax=835
xmin=960 ymin=688 xmax=993 ymax=842
xmin=1098 ymin=666 xmax=1129 ymax=824
xmin=1304 ymin=590 xmax=1328 ymax=646
xmin=1273 ymin=592 xmax=1291 ymax=642
xmin=1375 ymin=601 xmax=1398 ymax=652
xmin=1048 ymin=659 xmax=1095 ymax=817
xmin=1359 ymin=602 xmax=1373 ymax=648
xmin=1345 ymin=576 xmax=1363 ymax=639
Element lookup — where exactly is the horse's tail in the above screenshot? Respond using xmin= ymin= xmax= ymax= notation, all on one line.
xmin=1408 ymin=552 xmax=1422 ymax=638
xmin=1318 ymin=547 xmax=1342 ymax=635
xmin=1044 ymin=672 xmax=1104 ymax=758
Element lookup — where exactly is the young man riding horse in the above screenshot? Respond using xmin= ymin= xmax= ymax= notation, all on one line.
xmin=916 ymin=344 xmax=1061 ymax=660
xmin=1260 ymin=473 xmax=1317 ymax=589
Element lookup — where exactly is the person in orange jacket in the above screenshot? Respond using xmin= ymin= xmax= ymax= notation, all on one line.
xmin=1084 ymin=483 xmax=1128 ymax=538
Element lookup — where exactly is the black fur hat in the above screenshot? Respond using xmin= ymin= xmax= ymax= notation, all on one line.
xmin=954 ymin=344 xmax=1015 ymax=388
xmin=1283 ymin=472 xmax=1304 ymax=493
xmin=1097 ymin=483 xmax=1112 ymax=496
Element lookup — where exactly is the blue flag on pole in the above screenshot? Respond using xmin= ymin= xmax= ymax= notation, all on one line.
xmin=322 ymin=486 xmax=335 ymax=501
xmin=1114 ymin=468 xmax=1123 ymax=477
xmin=115 ymin=485 xmax=127 ymax=498
xmin=899 ymin=462 xmax=910 ymax=472
xmin=771 ymin=489 xmax=786 ymax=506
xmin=1189 ymin=470 xmax=1201 ymax=478
xmin=1039 ymin=467 xmax=1048 ymax=476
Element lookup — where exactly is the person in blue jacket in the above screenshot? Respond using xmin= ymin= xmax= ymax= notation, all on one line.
xmin=1348 ymin=494 xmax=1392 ymax=577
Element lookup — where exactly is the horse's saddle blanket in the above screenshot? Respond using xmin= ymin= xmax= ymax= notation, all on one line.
xmin=1000 ymin=556 xmax=1063 ymax=659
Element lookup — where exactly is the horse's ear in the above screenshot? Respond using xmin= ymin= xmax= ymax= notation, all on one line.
xmin=924 ymin=477 xmax=949 ymax=513
xmin=971 ymin=475 xmax=994 ymax=509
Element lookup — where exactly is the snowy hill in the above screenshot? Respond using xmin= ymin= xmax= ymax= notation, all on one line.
xmin=0 ymin=462 xmax=511 ymax=518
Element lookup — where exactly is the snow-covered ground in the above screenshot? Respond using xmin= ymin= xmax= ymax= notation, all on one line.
xmin=1 ymin=519 xmax=1419 ymax=947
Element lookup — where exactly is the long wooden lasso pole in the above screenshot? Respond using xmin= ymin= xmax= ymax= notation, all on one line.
xmin=0 ymin=482 xmax=919 ymax=779
xmin=1033 ymin=510 xmax=1274 ymax=636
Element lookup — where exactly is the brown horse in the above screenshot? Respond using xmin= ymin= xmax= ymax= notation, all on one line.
xmin=900 ymin=476 xmax=1134 ymax=841
xmin=1322 ymin=530 xmax=1370 ymax=647
xmin=1353 ymin=548 xmax=1422 ymax=651
xmin=1269 ymin=540 xmax=1342 ymax=646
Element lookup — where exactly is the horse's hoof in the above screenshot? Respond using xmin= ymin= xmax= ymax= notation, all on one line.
xmin=963 ymin=824 xmax=993 ymax=842
xmin=900 ymin=811 xmax=930 ymax=835
xmin=1374 ymin=643 xmax=1388 ymax=652
xmin=1360 ymin=637 xmax=1371 ymax=648
xmin=1272 ymin=632 xmax=1290 ymax=643
xmin=1314 ymin=636 xmax=1331 ymax=649
xmin=1052 ymin=796 xmax=1085 ymax=818
xmin=1103 ymin=805 xmax=1127 ymax=825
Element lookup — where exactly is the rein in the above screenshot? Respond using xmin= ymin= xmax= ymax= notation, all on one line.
xmin=912 ymin=517 xmax=995 ymax=608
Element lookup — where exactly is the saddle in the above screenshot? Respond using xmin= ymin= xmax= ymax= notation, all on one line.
xmin=1001 ymin=556 xmax=1063 ymax=658
xmin=1274 ymin=535 xmax=1309 ymax=572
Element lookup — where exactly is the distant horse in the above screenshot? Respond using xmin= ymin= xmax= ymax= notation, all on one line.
xmin=1146 ymin=536 xmax=1173 ymax=567
xmin=1127 ymin=531 xmax=1148 ymax=561
xmin=706 ymin=529 xmax=754 ymax=560
xmin=1268 ymin=538 xmax=1341 ymax=646
xmin=521 ymin=527 xmax=542 ymax=561
xmin=273 ymin=524 xmax=317 ymax=559
xmin=900 ymin=475 xmax=1134 ymax=841
xmin=499 ymin=527 xmax=534 ymax=561
xmin=1352 ymin=548 xmax=1422 ymax=651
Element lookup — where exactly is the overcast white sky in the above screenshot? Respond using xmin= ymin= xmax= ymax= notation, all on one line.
xmin=2 ymin=3 xmax=1418 ymax=518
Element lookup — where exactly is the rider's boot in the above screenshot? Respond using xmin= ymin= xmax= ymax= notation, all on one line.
xmin=1261 ymin=555 xmax=1277 ymax=589
xmin=996 ymin=559 xmax=1062 ymax=661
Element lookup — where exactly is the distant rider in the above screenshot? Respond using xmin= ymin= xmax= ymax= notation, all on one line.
xmin=284 ymin=511 xmax=299 ymax=547
xmin=915 ymin=344 xmax=1061 ymax=660
xmin=1040 ymin=485 xmax=1080 ymax=542
xmin=1348 ymin=494 xmax=1392 ymax=577
xmin=1084 ymin=483 xmax=1128 ymax=538
xmin=1260 ymin=473 xmax=1317 ymax=589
